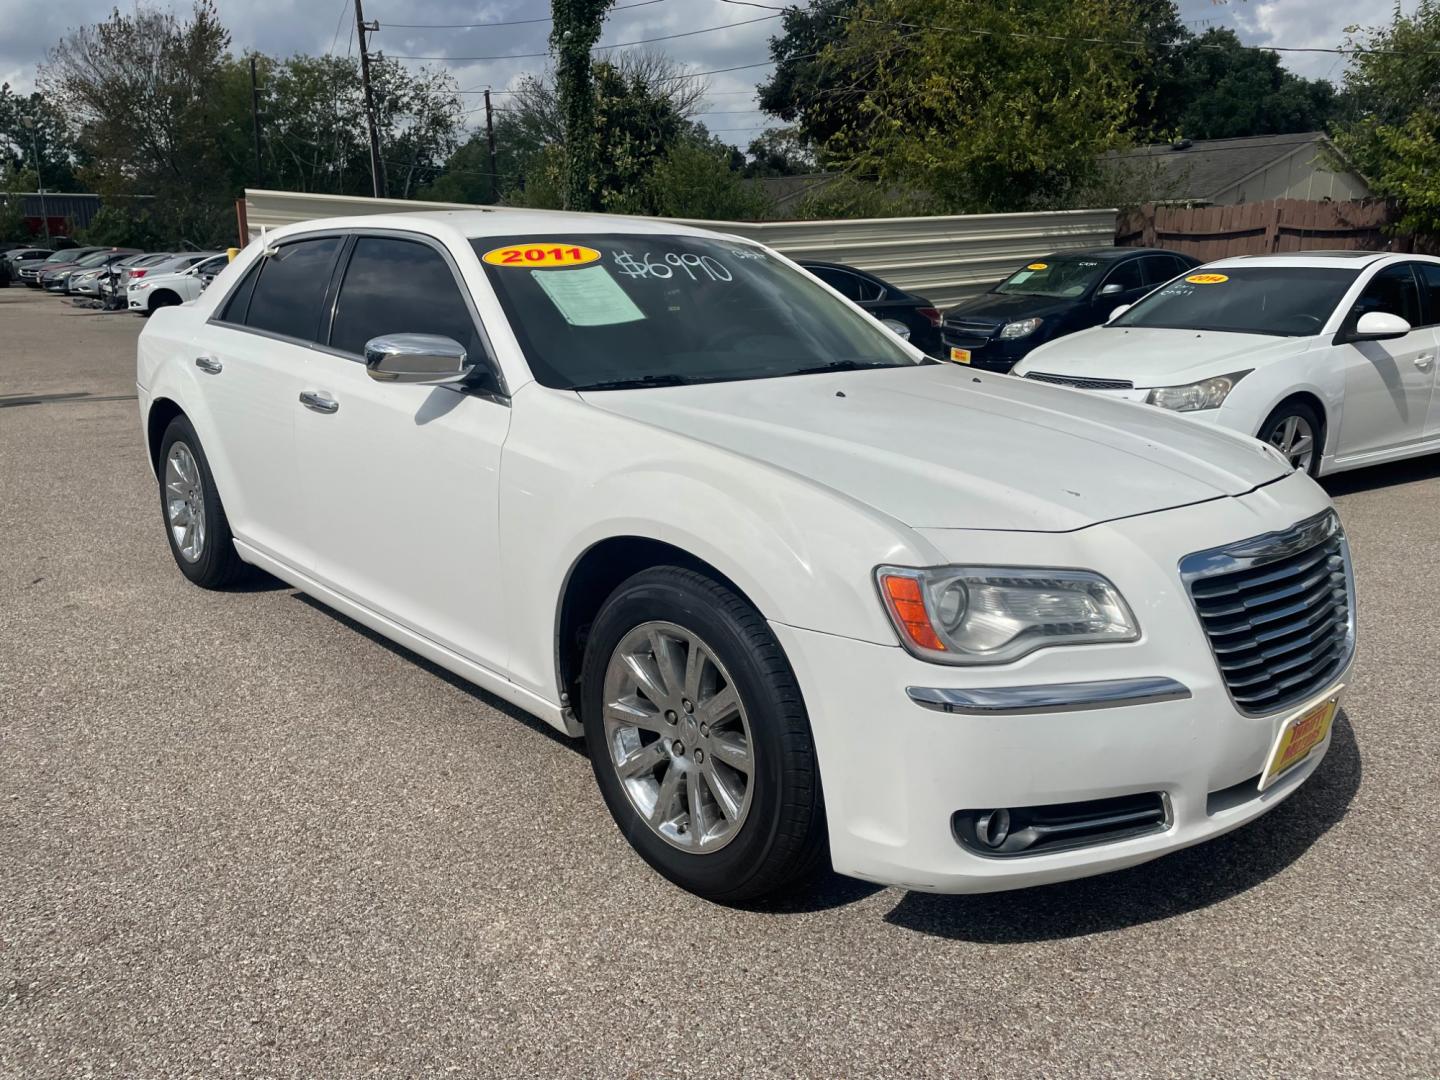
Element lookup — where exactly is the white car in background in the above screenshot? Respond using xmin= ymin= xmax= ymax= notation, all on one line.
xmin=1013 ymin=251 xmax=1440 ymax=476
xmin=137 ymin=212 xmax=1352 ymax=902
xmin=128 ymin=252 xmax=226 ymax=314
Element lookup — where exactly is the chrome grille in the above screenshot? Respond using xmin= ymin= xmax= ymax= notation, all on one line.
xmin=1025 ymin=371 xmax=1135 ymax=391
xmin=943 ymin=316 xmax=1002 ymax=337
xmin=1180 ymin=510 xmax=1354 ymax=716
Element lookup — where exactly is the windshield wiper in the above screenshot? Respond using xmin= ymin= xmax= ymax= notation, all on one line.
xmin=571 ymin=373 xmax=701 ymax=391
xmin=787 ymin=359 xmax=901 ymax=376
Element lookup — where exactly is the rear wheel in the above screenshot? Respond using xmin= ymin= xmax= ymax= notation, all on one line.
xmin=148 ymin=290 xmax=181 ymax=313
xmin=1259 ymin=401 xmax=1322 ymax=477
xmin=581 ymin=566 xmax=826 ymax=903
xmin=157 ymin=415 xmax=248 ymax=588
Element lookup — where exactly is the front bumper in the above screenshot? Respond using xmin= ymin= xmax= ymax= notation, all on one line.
xmin=938 ymin=329 xmax=1043 ymax=372
xmin=773 ymin=471 xmax=1347 ymax=893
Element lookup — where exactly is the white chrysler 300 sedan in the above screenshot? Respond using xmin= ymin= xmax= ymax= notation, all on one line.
xmin=1014 ymin=251 xmax=1440 ymax=478
xmin=136 ymin=211 xmax=1354 ymax=902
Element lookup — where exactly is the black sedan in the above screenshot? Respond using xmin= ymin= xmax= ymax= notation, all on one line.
xmin=799 ymin=261 xmax=943 ymax=356
xmin=938 ymin=247 xmax=1201 ymax=372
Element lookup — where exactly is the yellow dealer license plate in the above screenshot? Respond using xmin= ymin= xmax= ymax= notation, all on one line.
xmin=1258 ymin=691 xmax=1340 ymax=790
xmin=948 ymin=347 xmax=972 ymax=364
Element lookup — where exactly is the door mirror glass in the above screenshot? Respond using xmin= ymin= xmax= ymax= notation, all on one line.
xmin=1098 ymin=282 xmax=1125 ymax=297
xmin=364 ymin=333 xmax=473 ymax=385
xmin=1352 ymin=311 xmax=1411 ymax=341
xmin=1108 ymin=304 xmax=1132 ymax=322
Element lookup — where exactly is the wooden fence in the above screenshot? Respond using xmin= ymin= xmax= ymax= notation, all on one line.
xmin=1116 ymin=198 xmax=1397 ymax=260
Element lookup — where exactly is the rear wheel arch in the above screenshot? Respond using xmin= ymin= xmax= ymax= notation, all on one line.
xmin=554 ymin=536 xmax=769 ymax=715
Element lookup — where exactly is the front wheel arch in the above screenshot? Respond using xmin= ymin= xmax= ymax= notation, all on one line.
xmin=1258 ymin=393 xmax=1328 ymax=476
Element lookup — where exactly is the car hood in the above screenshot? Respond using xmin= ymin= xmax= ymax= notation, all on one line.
xmin=580 ymin=363 xmax=1286 ymax=532
xmin=943 ymin=291 xmax=1077 ymax=324
xmin=1017 ymin=326 xmax=1312 ymax=386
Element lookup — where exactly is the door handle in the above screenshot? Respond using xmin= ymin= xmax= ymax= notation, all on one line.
xmin=194 ymin=356 xmax=222 ymax=374
xmin=1416 ymin=354 xmax=1435 ymax=370
xmin=298 ymin=390 xmax=339 ymax=414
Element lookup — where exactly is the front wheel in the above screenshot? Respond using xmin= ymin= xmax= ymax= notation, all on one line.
xmin=1259 ymin=401 xmax=1322 ymax=477
xmin=581 ymin=566 xmax=826 ymax=903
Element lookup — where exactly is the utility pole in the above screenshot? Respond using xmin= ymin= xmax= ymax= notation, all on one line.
xmin=249 ymin=57 xmax=264 ymax=187
xmin=354 ymin=0 xmax=387 ymax=198
xmin=483 ymin=89 xmax=498 ymax=203
xmin=20 ymin=114 xmax=49 ymax=242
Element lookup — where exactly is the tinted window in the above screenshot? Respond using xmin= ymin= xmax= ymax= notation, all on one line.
xmin=1418 ymin=264 xmax=1440 ymax=327
xmin=808 ymin=266 xmax=865 ymax=301
xmin=329 ymin=237 xmax=483 ymax=359
xmin=1103 ymin=259 xmax=1144 ymax=291
xmin=994 ymin=255 xmax=1104 ymax=297
xmin=244 ymin=237 xmax=341 ymax=341
xmin=218 ymin=261 xmax=260 ymax=324
xmin=1140 ymin=255 xmax=1185 ymax=285
xmin=1352 ymin=264 xmax=1422 ymax=326
xmin=1114 ymin=267 xmax=1359 ymax=337
xmin=475 ymin=234 xmax=917 ymax=390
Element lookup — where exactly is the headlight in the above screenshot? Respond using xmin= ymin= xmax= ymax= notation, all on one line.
xmin=876 ymin=565 xmax=1139 ymax=665
xmin=133 ymin=281 xmax=151 ymax=291
xmin=999 ymin=317 xmax=1043 ymax=340
xmin=1145 ymin=370 xmax=1251 ymax=412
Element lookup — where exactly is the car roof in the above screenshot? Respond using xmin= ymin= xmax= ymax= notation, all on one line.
xmin=1041 ymin=247 xmax=1180 ymax=261
xmin=265 ymin=209 xmax=732 ymax=247
xmin=1205 ymin=250 xmax=1423 ymax=269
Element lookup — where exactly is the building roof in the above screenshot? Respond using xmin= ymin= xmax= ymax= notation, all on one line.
xmin=1106 ymin=132 xmax=1343 ymax=203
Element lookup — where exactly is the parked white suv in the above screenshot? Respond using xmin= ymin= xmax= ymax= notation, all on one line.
xmin=136 ymin=212 xmax=1353 ymax=901
xmin=1013 ymin=251 xmax=1440 ymax=476
xmin=128 ymin=252 xmax=227 ymax=314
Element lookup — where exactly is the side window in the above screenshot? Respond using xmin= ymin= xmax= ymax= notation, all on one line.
xmin=244 ymin=236 xmax=342 ymax=342
xmin=807 ymin=266 xmax=865 ymax=301
xmin=329 ymin=236 xmax=483 ymax=360
xmin=1415 ymin=264 xmax=1440 ymax=327
xmin=1103 ymin=259 xmax=1145 ymax=292
xmin=218 ymin=260 xmax=261 ymax=324
xmin=1352 ymin=264 xmax=1422 ymax=327
xmin=1139 ymin=256 xmax=1178 ymax=286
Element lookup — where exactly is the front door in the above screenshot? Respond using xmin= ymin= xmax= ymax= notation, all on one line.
xmin=295 ymin=233 xmax=513 ymax=671
xmin=1336 ymin=262 xmax=1437 ymax=459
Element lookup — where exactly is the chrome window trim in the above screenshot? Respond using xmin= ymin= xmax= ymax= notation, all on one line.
xmin=1178 ymin=509 xmax=1356 ymax=718
xmin=906 ymin=677 xmax=1190 ymax=715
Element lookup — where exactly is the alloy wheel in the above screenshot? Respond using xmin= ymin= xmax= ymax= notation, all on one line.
xmin=601 ymin=621 xmax=755 ymax=853
xmin=164 ymin=442 xmax=206 ymax=563
xmin=1267 ymin=414 xmax=1316 ymax=473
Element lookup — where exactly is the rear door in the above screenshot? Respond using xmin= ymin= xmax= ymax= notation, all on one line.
xmin=295 ymin=232 xmax=513 ymax=670
xmin=199 ymin=234 xmax=342 ymax=568
xmin=1090 ymin=257 xmax=1147 ymax=327
xmin=1415 ymin=263 xmax=1440 ymax=438
xmin=1335 ymin=262 xmax=1437 ymax=458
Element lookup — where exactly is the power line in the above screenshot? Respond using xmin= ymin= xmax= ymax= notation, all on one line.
xmin=382 ymin=13 xmax=780 ymax=62
xmin=379 ymin=0 xmax=666 ymax=30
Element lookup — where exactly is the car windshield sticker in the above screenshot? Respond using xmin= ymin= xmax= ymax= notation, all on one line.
xmin=1186 ymin=273 xmax=1229 ymax=284
xmin=531 ymin=265 xmax=645 ymax=326
xmin=1011 ymin=270 xmax=1035 ymax=283
xmin=483 ymin=243 xmax=601 ymax=268
xmin=1026 ymin=262 xmax=1048 ymax=270
xmin=610 ymin=250 xmax=734 ymax=282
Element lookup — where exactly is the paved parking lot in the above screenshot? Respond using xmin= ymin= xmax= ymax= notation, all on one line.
xmin=2 ymin=286 xmax=1438 ymax=1078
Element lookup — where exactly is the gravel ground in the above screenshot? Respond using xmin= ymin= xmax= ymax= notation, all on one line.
xmin=2 ymin=287 xmax=1437 ymax=1078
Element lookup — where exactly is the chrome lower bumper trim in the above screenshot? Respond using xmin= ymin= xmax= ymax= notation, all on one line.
xmin=906 ymin=677 xmax=1191 ymax=716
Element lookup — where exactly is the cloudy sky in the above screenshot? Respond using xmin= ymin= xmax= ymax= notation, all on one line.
xmin=0 ymin=0 xmax=1409 ymax=148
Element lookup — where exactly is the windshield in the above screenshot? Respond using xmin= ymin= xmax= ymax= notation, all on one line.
xmin=74 ymin=252 xmax=114 ymax=268
xmin=1111 ymin=267 xmax=1359 ymax=336
xmin=994 ymin=256 xmax=1105 ymax=297
xmin=43 ymin=250 xmax=81 ymax=263
xmin=475 ymin=234 xmax=921 ymax=389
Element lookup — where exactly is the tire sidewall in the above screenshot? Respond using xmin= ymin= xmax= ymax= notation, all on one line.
xmin=157 ymin=415 xmax=231 ymax=585
xmin=581 ymin=573 xmax=803 ymax=899
xmin=1260 ymin=401 xmax=1323 ymax=477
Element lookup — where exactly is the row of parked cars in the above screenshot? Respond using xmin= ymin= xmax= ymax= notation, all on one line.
xmin=1 ymin=243 xmax=228 ymax=314
xmin=823 ymin=245 xmax=1440 ymax=480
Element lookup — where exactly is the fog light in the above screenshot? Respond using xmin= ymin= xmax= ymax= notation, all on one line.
xmin=975 ymin=808 xmax=1011 ymax=849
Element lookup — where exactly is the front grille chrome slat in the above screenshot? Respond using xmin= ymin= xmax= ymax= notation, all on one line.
xmin=1180 ymin=510 xmax=1355 ymax=717
xmin=1024 ymin=371 xmax=1136 ymax=391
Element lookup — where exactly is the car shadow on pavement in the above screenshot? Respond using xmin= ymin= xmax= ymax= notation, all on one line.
xmin=1320 ymin=453 xmax=1440 ymax=496
xmin=291 ymin=593 xmax=584 ymax=755
xmin=883 ymin=710 xmax=1362 ymax=942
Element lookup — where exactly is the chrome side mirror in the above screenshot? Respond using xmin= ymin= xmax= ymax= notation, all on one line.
xmin=364 ymin=333 xmax=473 ymax=385
xmin=1098 ymin=282 xmax=1125 ymax=297
xmin=879 ymin=317 xmax=911 ymax=340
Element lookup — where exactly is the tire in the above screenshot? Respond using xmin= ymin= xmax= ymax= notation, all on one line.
xmin=581 ymin=566 xmax=826 ymax=904
xmin=1258 ymin=400 xmax=1323 ymax=477
xmin=156 ymin=414 xmax=249 ymax=588
xmin=148 ymin=290 xmax=181 ymax=313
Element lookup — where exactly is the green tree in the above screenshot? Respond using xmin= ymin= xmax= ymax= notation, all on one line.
xmin=819 ymin=0 xmax=1146 ymax=213
xmin=551 ymin=0 xmax=613 ymax=211
xmin=645 ymin=141 xmax=769 ymax=220
xmin=744 ymin=127 xmax=815 ymax=178
xmin=755 ymin=0 xmax=858 ymax=157
xmin=1333 ymin=1 xmax=1440 ymax=234
xmin=0 ymin=83 xmax=84 ymax=192
xmin=76 ymin=205 xmax=167 ymax=248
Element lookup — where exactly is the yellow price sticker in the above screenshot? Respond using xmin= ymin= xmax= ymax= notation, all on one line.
xmin=1026 ymin=262 xmax=1048 ymax=271
xmin=482 ymin=243 xmax=602 ymax=268
xmin=1186 ymin=273 xmax=1229 ymax=284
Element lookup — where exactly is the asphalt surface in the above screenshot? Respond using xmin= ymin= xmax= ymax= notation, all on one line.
xmin=2 ymin=286 xmax=1437 ymax=1078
